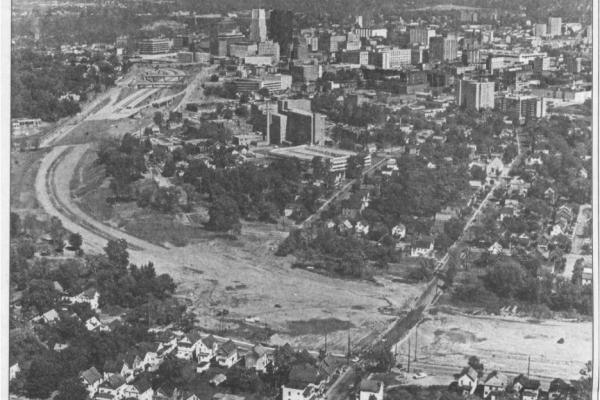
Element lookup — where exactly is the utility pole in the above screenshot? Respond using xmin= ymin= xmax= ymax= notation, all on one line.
xmin=407 ymin=338 xmax=411 ymax=373
xmin=414 ymin=328 xmax=418 ymax=361
xmin=527 ymin=355 xmax=531 ymax=378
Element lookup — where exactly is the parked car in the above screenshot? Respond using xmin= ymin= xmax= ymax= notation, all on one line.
xmin=413 ymin=371 xmax=428 ymax=379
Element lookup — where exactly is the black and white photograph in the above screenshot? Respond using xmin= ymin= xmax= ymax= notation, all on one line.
xmin=4 ymin=0 xmax=598 ymax=399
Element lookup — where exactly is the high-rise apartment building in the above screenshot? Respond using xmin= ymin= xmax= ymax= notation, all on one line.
xmin=429 ymin=36 xmax=458 ymax=62
xmin=409 ymin=27 xmax=436 ymax=46
xmin=249 ymin=9 xmax=268 ymax=42
xmin=547 ymin=17 xmax=562 ymax=37
xmin=495 ymin=94 xmax=544 ymax=121
xmin=456 ymin=79 xmax=495 ymax=110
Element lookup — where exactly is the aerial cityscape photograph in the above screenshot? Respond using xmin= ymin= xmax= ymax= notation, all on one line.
xmin=6 ymin=0 xmax=596 ymax=399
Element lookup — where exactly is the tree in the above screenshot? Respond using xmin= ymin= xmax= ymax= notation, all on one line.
xmin=21 ymin=279 xmax=62 ymax=314
xmin=68 ymin=233 xmax=83 ymax=251
xmin=483 ymin=258 xmax=526 ymax=298
xmin=207 ymin=195 xmax=241 ymax=233
xmin=153 ymin=111 xmax=163 ymax=127
xmin=49 ymin=216 xmax=66 ymax=252
xmin=10 ymin=212 xmax=21 ymax=237
xmin=161 ymin=158 xmax=176 ymax=177
xmin=104 ymin=239 xmax=129 ymax=269
xmin=468 ymin=356 xmax=484 ymax=376
xmin=470 ymin=165 xmax=486 ymax=182
xmin=55 ymin=376 xmax=88 ymax=400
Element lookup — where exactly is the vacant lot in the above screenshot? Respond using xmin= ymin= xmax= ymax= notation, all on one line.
xmin=55 ymin=117 xmax=147 ymax=146
xmin=396 ymin=308 xmax=591 ymax=384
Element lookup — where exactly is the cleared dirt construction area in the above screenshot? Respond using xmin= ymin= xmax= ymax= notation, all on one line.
xmin=396 ymin=309 xmax=592 ymax=384
xmin=37 ymin=141 xmax=425 ymax=355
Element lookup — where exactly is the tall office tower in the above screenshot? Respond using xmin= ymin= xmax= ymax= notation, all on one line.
xmin=534 ymin=23 xmax=547 ymax=37
xmin=249 ymin=9 xmax=268 ymax=42
xmin=429 ymin=36 xmax=458 ymax=62
xmin=566 ymin=56 xmax=582 ymax=74
xmin=547 ymin=17 xmax=562 ymax=37
xmin=355 ymin=15 xmax=363 ymax=28
xmin=409 ymin=27 xmax=436 ymax=46
xmin=456 ymin=79 xmax=495 ymax=111
xmin=269 ymin=9 xmax=295 ymax=54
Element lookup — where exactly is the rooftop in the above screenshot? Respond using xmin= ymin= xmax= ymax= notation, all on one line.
xmin=270 ymin=145 xmax=357 ymax=162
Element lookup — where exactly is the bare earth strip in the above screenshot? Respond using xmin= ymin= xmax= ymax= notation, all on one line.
xmin=35 ymin=144 xmax=423 ymax=350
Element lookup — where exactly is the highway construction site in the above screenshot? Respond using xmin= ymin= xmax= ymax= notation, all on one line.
xmin=19 ymin=65 xmax=593 ymax=392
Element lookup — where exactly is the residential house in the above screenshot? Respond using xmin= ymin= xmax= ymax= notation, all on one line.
xmin=483 ymin=371 xmax=509 ymax=398
xmin=434 ymin=211 xmax=455 ymax=233
xmin=317 ymin=354 xmax=344 ymax=381
xmin=338 ymin=219 xmax=354 ymax=233
xmin=281 ymin=363 xmax=326 ymax=400
xmin=196 ymin=335 xmax=219 ymax=363
xmin=486 ymin=157 xmax=505 ymax=177
xmin=104 ymin=358 xmax=134 ymax=383
xmin=556 ymin=205 xmax=573 ymax=225
xmin=137 ymin=342 xmax=162 ymax=372
xmin=154 ymin=384 xmax=181 ymax=400
xmin=582 ymin=268 xmax=593 ymax=285
xmin=550 ymin=222 xmax=567 ymax=237
xmin=359 ymin=377 xmax=384 ymax=400
xmin=210 ymin=373 xmax=227 ymax=386
xmin=69 ymin=288 xmax=101 ymax=311
xmin=80 ymin=366 xmax=103 ymax=396
xmin=355 ymin=221 xmax=370 ymax=236
xmin=509 ymin=178 xmax=530 ymax=196
xmin=9 ymin=362 xmax=20 ymax=381
xmin=392 ymin=223 xmax=407 ymax=240
xmin=244 ymin=344 xmax=273 ymax=373
xmin=488 ymin=242 xmax=503 ymax=255
xmin=410 ymin=238 xmax=434 ymax=258
xmin=499 ymin=207 xmax=515 ymax=222
xmin=216 ymin=340 xmax=239 ymax=368
xmin=512 ymin=375 xmax=541 ymax=400
xmin=548 ymin=378 xmax=573 ymax=400
xmin=97 ymin=374 xmax=127 ymax=399
xmin=86 ymin=316 xmax=110 ymax=332
xmin=544 ymin=187 xmax=556 ymax=204
xmin=457 ymin=367 xmax=479 ymax=395
xmin=176 ymin=331 xmax=203 ymax=360
xmin=121 ymin=377 xmax=154 ymax=400
xmin=34 ymin=308 xmax=60 ymax=324
xmin=197 ymin=361 xmax=211 ymax=373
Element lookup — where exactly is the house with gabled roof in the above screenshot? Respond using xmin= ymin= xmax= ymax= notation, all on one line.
xmin=97 ymin=373 xmax=126 ymax=399
xmin=68 ymin=288 xmax=100 ymax=311
xmin=411 ymin=238 xmax=434 ymax=258
xmin=281 ymin=363 xmax=326 ymax=400
xmin=176 ymin=331 xmax=203 ymax=360
xmin=121 ymin=377 xmax=154 ymax=400
xmin=457 ymin=367 xmax=479 ymax=395
xmin=244 ymin=344 xmax=273 ymax=373
xmin=196 ymin=335 xmax=219 ymax=362
xmin=548 ymin=378 xmax=574 ymax=400
xmin=80 ymin=366 xmax=103 ymax=396
xmin=483 ymin=371 xmax=509 ymax=398
xmin=137 ymin=342 xmax=162 ymax=372
xmin=512 ymin=374 xmax=541 ymax=400
xmin=216 ymin=340 xmax=239 ymax=368
xmin=359 ymin=375 xmax=384 ymax=400
xmin=33 ymin=308 xmax=60 ymax=324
